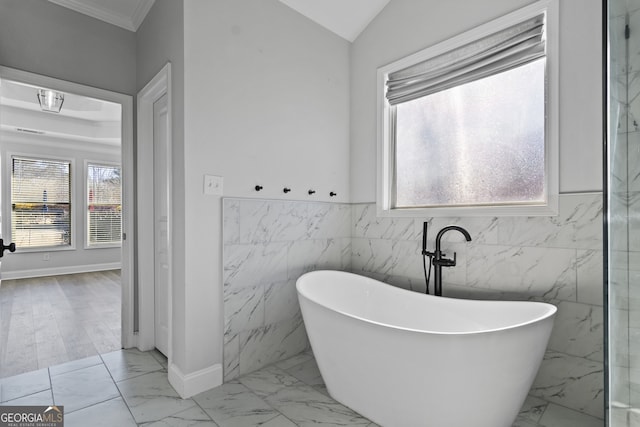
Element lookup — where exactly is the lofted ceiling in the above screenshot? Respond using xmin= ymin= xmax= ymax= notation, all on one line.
xmin=278 ymin=0 xmax=390 ymax=42
xmin=46 ymin=0 xmax=389 ymax=41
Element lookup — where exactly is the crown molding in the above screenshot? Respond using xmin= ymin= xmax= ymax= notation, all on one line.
xmin=48 ymin=0 xmax=155 ymax=32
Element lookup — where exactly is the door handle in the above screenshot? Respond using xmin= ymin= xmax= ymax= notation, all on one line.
xmin=0 ymin=239 xmax=16 ymax=257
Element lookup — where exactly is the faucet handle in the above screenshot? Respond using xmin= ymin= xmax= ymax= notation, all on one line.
xmin=422 ymin=249 xmax=435 ymax=257
xmin=440 ymin=252 xmax=457 ymax=267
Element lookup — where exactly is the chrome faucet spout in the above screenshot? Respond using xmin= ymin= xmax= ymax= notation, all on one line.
xmin=432 ymin=226 xmax=472 ymax=296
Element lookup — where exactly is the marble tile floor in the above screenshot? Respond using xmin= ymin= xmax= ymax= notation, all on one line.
xmin=0 ymin=348 xmax=603 ymax=427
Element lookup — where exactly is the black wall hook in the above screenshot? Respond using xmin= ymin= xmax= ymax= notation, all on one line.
xmin=255 ymin=185 xmax=263 ymax=191
xmin=308 ymin=189 xmax=316 ymax=195
xmin=283 ymin=187 xmax=291 ymax=193
xmin=329 ymin=192 xmax=337 ymax=197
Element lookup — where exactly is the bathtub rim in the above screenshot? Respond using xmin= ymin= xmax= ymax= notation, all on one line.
xmin=296 ymin=270 xmax=557 ymax=336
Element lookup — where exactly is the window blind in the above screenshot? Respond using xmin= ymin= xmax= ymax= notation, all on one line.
xmin=385 ymin=13 xmax=546 ymax=106
xmin=11 ymin=157 xmax=71 ymax=248
xmin=87 ymin=164 xmax=122 ymax=245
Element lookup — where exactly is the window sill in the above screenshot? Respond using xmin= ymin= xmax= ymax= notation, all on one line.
xmin=376 ymin=198 xmax=559 ymax=218
xmin=11 ymin=245 xmax=76 ymax=254
xmin=84 ymin=243 xmax=122 ymax=250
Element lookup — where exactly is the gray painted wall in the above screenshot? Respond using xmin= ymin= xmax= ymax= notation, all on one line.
xmin=349 ymin=0 xmax=603 ymax=202
xmin=0 ymin=136 xmax=121 ymax=277
xmin=0 ymin=0 xmax=136 ymax=95
xmin=135 ymin=0 xmax=188 ymax=372
xmin=182 ymin=0 xmax=350 ymax=376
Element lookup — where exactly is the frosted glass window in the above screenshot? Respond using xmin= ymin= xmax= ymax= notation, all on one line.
xmin=394 ymin=58 xmax=545 ymax=208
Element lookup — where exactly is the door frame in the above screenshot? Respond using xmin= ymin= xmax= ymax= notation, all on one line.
xmin=0 ymin=65 xmax=136 ymax=348
xmin=136 ymin=63 xmax=172 ymax=360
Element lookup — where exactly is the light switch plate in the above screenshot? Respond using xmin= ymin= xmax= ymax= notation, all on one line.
xmin=204 ymin=175 xmax=223 ymax=195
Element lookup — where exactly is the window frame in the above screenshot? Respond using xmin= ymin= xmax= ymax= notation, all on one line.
xmin=376 ymin=0 xmax=559 ymax=217
xmin=84 ymin=159 xmax=122 ymax=249
xmin=7 ymin=153 xmax=76 ymax=252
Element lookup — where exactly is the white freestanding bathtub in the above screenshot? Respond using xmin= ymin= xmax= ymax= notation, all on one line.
xmin=296 ymin=270 xmax=556 ymax=427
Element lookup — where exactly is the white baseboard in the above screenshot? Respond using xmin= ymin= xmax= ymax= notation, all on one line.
xmin=168 ymin=362 xmax=223 ymax=399
xmin=1 ymin=262 xmax=122 ymax=280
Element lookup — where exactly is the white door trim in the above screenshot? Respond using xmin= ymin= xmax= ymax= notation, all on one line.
xmin=0 ymin=65 xmax=136 ymax=349
xmin=136 ymin=63 xmax=173 ymax=361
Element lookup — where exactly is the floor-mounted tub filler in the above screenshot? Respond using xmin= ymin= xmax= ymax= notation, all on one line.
xmin=296 ymin=270 xmax=557 ymax=427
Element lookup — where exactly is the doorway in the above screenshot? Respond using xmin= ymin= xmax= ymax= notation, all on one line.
xmin=137 ymin=64 xmax=172 ymax=359
xmin=0 ymin=66 xmax=135 ymax=375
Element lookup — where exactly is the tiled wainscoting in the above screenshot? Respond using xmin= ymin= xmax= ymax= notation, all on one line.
xmin=222 ymin=193 xmax=604 ymax=419
xmin=223 ymin=199 xmax=351 ymax=380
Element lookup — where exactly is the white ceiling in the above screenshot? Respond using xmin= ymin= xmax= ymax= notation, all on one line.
xmin=46 ymin=0 xmax=389 ymax=41
xmin=278 ymin=0 xmax=390 ymax=42
xmin=0 ymin=79 xmax=121 ymax=146
xmin=47 ymin=0 xmax=155 ymax=32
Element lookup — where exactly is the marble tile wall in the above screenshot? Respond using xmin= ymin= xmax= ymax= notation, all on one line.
xmin=222 ymin=198 xmax=351 ymax=381
xmin=222 ymin=194 xmax=604 ymax=419
xmin=351 ymin=193 xmax=604 ymax=419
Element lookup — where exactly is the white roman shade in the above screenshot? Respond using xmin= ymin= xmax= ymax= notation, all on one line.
xmin=385 ymin=13 xmax=546 ymax=106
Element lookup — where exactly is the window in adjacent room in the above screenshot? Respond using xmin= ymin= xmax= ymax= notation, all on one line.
xmin=377 ymin=0 xmax=558 ymax=216
xmin=87 ymin=162 xmax=122 ymax=247
xmin=11 ymin=156 xmax=72 ymax=248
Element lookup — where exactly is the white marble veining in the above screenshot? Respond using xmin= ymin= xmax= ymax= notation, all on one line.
xmin=264 ymin=384 xmax=371 ymax=427
xmin=143 ymin=406 xmax=219 ymax=427
xmin=287 ymin=239 xmax=344 ymax=280
xmin=497 ymin=193 xmax=602 ymax=249
xmin=352 ymin=204 xmax=416 ymax=240
xmin=530 ymin=351 xmax=604 ymax=419
xmin=351 ymin=238 xmax=393 ymax=274
xmin=223 ymin=199 xmax=353 ymax=381
xmin=466 ymin=245 xmax=576 ymax=300
xmin=238 ymin=316 xmax=308 ymax=376
xmin=223 ymin=333 xmax=240 ymax=382
xmin=576 ymin=250 xmax=604 ymax=306
xmin=547 ymin=301 xmax=603 ymax=362
xmin=264 ymin=281 xmax=299 ymax=325
xmin=309 ymin=203 xmax=351 ymax=239
xmin=0 ymin=348 xmax=604 ymax=426
xmin=223 ymin=242 xmax=288 ymax=291
xmin=222 ymin=194 xmax=604 ymax=419
xmin=239 ymin=200 xmax=309 ymax=243
xmin=224 ymin=285 xmax=265 ymax=336
xmin=238 ymin=365 xmax=301 ymax=398
xmin=101 ymin=348 xmax=164 ymax=382
xmin=223 ymin=199 xmax=241 ymax=245
xmin=50 ymin=364 xmax=120 ymax=413
xmin=193 ymin=382 xmax=280 ymax=427
xmin=416 ymin=216 xmax=499 ymax=245
xmin=117 ymin=371 xmax=196 ymax=424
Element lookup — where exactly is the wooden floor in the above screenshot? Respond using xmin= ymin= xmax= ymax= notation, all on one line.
xmin=0 ymin=270 xmax=121 ymax=378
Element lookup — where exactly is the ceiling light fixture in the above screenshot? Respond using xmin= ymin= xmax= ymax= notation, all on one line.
xmin=37 ymin=89 xmax=64 ymax=113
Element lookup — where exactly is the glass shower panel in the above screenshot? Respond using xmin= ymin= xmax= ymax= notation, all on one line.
xmin=609 ymin=1 xmax=640 ymax=425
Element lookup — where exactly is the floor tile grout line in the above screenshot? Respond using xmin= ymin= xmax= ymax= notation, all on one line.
xmin=98 ymin=352 xmax=138 ymax=423
xmin=189 ymin=397 xmax=223 ymax=426
xmin=64 ymin=395 xmax=122 ymax=416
